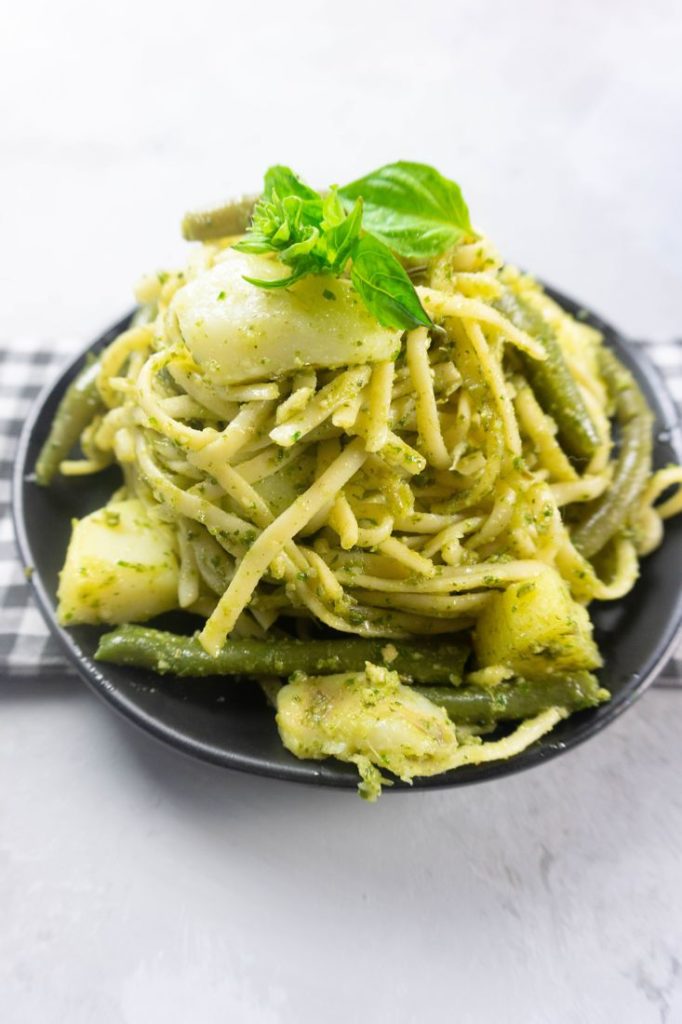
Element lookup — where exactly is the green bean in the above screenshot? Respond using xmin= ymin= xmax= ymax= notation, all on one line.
xmin=35 ymin=357 xmax=104 ymax=486
xmin=419 ymin=672 xmax=609 ymax=725
xmin=181 ymin=195 xmax=258 ymax=242
xmin=95 ymin=625 xmax=469 ymax=684
xmin=495 ymin=290 xmax=600 ymax=462
xmin=572 ymin=348 xmax=654 ymax=558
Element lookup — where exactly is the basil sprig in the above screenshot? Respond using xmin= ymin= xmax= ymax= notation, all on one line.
xmin=235 ymin=161 xmax=473 ymax=331
xmin=234 ymin=168 xmax=361 ymax=289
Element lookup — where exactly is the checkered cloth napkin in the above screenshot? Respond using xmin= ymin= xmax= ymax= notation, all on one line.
xmin=1 ymin=337 xmax=681 ymax=683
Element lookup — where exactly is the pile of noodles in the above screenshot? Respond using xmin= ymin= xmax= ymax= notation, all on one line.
xmin=64 ymin=236 xmax=682 ymax=657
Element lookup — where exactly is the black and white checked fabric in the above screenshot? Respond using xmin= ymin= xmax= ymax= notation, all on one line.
xmin=0 ymin=340 xmax=82 ymax=674
xmin=1 ymin=338 xmax=681 ymax=683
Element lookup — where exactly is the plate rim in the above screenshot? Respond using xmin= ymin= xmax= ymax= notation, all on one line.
xmin=12 ymin=293 xmax=682 ymax=791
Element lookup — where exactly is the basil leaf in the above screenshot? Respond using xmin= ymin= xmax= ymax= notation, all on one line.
xmin=339 ymin=161 xmax=474 ymax=259
xmin=233 ymin=233 xmax=278 ymax=255
xmin=263 ymin=165 xmax=319 ymax=202
xmin=324 ymin=197 xmax=363 ymax=273
xmin=320 ymin=188 xmax=347 ymax=228
xmin=242 ymin=265 xmax=310 ymax=290
xmin=350 ymin=235 xmax=432 ymax=331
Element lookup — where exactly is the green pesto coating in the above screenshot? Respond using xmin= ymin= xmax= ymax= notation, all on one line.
xmin=495 ymin=290 xmax=600 ymax=462
xmin=418 ymin=671 xmax=608 ymax=725
xmin=95 ymin=625 xmax=470 ymax=684
xmin=181 ymin=195 xmax=258 ymax=242
xmin=572 ymin=348 xmax=654 ymax=558
xmin=35 ymin=358 xmax=104 ymax=486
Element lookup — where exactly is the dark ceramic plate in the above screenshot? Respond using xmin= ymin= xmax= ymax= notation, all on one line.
xmin=12 ymin=291 xmax=682 ymax=790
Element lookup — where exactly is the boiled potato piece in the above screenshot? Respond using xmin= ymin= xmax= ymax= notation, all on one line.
xmin=171 ymin=249 xmax=402 ymax=383
xmin=277 ymin=663 xmax=459 ymax=799
xmin=57 ymin=499 xmax=179 ymax=626
xmin=473 ymin=567 xmax=602 ymax=678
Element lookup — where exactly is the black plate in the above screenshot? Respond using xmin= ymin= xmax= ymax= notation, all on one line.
xmin=12 ymin=293 xmax=682 ymax=790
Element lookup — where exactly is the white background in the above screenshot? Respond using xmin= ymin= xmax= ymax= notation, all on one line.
xmin=2 ymin=2 xmax=682 ymax=1021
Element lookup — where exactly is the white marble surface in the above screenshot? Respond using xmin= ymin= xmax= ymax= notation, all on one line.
xmin=2 ymin=2 xmax=682 ymax=1021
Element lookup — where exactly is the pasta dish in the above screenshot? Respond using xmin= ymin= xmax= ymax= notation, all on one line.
xmin=36 ymin=162 xmax=682 ymax=797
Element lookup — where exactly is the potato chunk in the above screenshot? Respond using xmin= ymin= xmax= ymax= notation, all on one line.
xmin=276 ymin=663 xmax=459 ymax=799
xmin=57 ymin=499 xmax=179 ymax=626
xmin=171 ymin=249 xmax=401 ymax=383
xmin=473 ymin=567 xmax=602 ymax=678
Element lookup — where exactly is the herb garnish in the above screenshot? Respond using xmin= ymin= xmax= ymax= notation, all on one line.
xmin=234 ymin=161 xmax=474 ymax=332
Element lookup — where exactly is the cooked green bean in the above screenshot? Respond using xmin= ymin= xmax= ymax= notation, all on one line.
xmin=419 ymin=671 xmax=608 ymax=725
xmin=572 ymin=348 xmax=654 ymax=558
xmin=96 ymin=625 xmax=470 ymax=684
xmin=182 ymin=195 xmax=257 ymax=242
xmin=495 ymin=290 xmax=600 ymax=462
xmin=35 ymin=358 xmax=104 ymax=486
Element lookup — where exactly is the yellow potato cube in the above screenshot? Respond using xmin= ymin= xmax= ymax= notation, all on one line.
xmin=473 ymin=567 xmax=602 ymax=678
xmin=57 ymin=499 xmax=179 ymax=626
